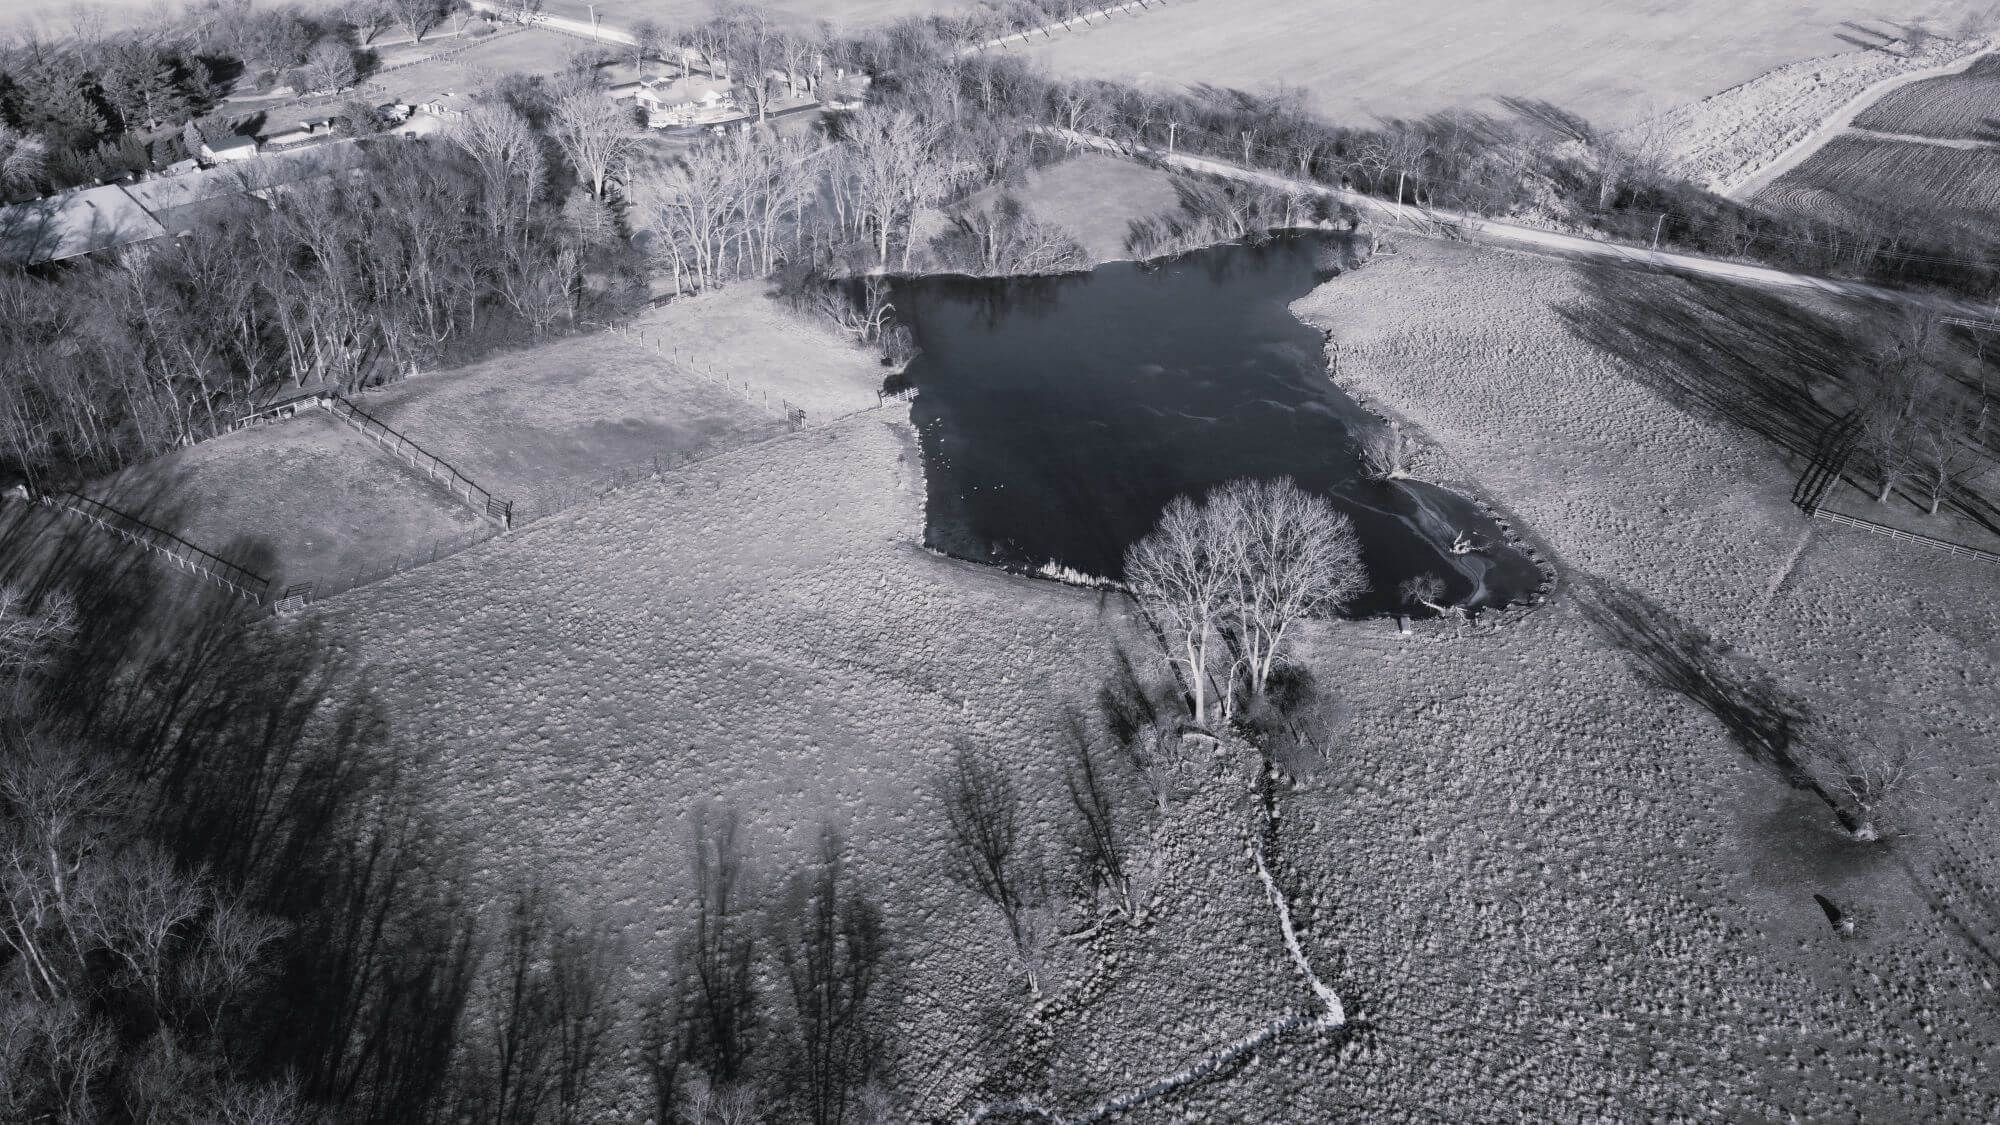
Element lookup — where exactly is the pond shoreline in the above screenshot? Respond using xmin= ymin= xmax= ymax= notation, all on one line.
xmin=892 ymin=232 xmax=1546 ymax=618
xmin=1292 ymin=252 xmax=1560 ymax=625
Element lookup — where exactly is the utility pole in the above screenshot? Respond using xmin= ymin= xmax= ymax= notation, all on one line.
xmin=587 ymin=1 xmax=598 ymax=38
xmin=1167 ymin=121 xmax=1177 ymax=153
xmin=1651 ymin=213 xmax=1665 ymax=251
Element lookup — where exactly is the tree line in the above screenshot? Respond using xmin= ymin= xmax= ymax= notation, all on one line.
xmin=0 ymin=520 xmax=903 ymax=1124
xmin=0 ymin=83 xmax=647 ymax=488
xmin=833 ymin=11 xmax=2000 ymax=298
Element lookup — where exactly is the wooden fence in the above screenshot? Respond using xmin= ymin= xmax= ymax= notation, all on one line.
xmin=1811 ymin=508 xmax=2000 ymax=565
xmin=318 ymin=396 xmax=514 ymax=528
xmin=37 ymin=491 xmax=271 ymax=602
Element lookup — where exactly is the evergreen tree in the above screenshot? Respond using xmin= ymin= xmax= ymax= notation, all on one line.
xmin=14 ymin=54 xmax=110 ymax=150
xmin=102 ymin=46 xmax=196 ymax=132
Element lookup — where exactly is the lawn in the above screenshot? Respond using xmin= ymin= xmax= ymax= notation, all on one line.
xmin=361 ymin=27 xmax=588 ymax=102
xmin=1021 ymin=0 xmax=1994 ymax=128
xmin=361 ymin=310 xmax=801 ymax=523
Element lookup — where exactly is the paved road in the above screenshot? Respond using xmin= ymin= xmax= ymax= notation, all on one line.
xmin=1055 ymin=129 xmax=1993 ymax=313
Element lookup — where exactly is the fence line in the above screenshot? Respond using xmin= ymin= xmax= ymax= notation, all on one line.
xmin=619 ymin=327 xmax=810 ymax=430
xmin=318 ymin=395 xmax=515 ymax=528
xmin=37 ymin=490 xmax=271 ymax=602
xmin=1811 ymin=508 xmax=2000 ymax=564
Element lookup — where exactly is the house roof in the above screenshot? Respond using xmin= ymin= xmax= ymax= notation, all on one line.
xmin=121 ymin=141 xmax=361 ymax=216
xmin=0 ymin=185 xmax=167 ymax=265
xmin=641 ymin=76 xmax=733 ymax=105
xmin=206 ymin=134 xmax=259 ymax=151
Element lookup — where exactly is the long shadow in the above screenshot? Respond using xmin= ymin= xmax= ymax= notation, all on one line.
xmin=5 ymin=515 xmax=483 ymax=1122
xmin=1556 ymin=263 xmax=1857 ymax=463
xmin=1577 ymin=579 xmax=1836 ymax=814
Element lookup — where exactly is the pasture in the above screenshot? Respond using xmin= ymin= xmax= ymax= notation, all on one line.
xmin=1019 ymin=0 xmax=1996 ymax=127
xmin=360 ymin=27 xmax=586 ymax=102
xmin=1853 ymin=52 xmax=2000 ymax=139
xmin=530 ymin=0 xmax=954 ymax=32
xmin=1757 ymin=134 xmax=2000 ymax=223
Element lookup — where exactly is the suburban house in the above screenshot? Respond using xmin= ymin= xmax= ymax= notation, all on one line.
xmin=415 ymin=91 xmax=475 ymax=118
xmin=0 ymin=184 xmax=167 ymax=266
xmin=201 ymin=134 xmax=261 ymax=163
xmin=0 ymin=141 xmax=361 ymax=265
xmin=615 ymin=76 xmax=738 ymax=128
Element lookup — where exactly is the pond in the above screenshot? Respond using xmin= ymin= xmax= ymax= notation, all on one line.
xmin=894 ymin=234 xmax=1544 ymax=617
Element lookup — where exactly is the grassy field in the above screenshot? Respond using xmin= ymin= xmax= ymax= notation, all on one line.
xmin=1854 ymin=52 xmax=2000 ymax=139
xmin=1022 ymin=0 xmax=1994 ymax=127
xmin=363 ymin=289 xmax=884 ymax=521
xmin=94 ymin=409 xmax=491 ymax=594
xmin=968 ymin=151 xmax=1181 ymax=263
xmin=531 ymin=0 xmax=953 ymax=32
xmin=361 ymin=27 xmax=586 ymax=101
xmin=1757 ymin=133 xmax=2000 ymax=223
xmin=275 ymin=233 xmax=2000 ymax=1118
xmin=1283 ymin=239 xmax=2000 ymax=1119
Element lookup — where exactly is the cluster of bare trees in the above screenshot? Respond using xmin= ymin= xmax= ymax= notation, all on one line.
xmin=644 ymin=807 xmax=894 ymax=1125
xmin=1853 ymin=311 xmax=1993 ymax=516
xmin=0 ymin=586 xmax=298 ymax=1122
xmin=934 ymin=727 xmax=1174 ymax=1002
xmin=1 ymin=129 xmax=637 ymax=486
xmin=1124 ymin=478 xmax=1366 ymax=727
xmin=1123 ymin=177 xmax=1341 ymax=261
xmin=634 ymin=132 xmax=815 ymax=292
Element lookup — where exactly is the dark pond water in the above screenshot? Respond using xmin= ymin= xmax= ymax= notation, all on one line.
xmin=894 ymin=234 xmax=1544 ymax=616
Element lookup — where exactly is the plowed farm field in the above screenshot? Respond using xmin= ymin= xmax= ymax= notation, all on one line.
xmin=1853 ymin=52 xmax=2000 ymax=140
xmin=1756 ymin=134 xmax=2000 ymax=225
xmin=1022 ymin=0 xmax=1995 ymax=127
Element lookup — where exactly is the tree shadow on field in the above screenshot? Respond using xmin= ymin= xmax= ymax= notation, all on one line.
xmin=1557 ymin=264 xmax=1857 ymax=463
xmin=1577 ymin=578 xmax=1825 ymax=797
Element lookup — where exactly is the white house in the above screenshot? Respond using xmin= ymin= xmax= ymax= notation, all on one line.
xmin=631 ymin=76 xmax=736 ymax=127
xmin=200 ymin=135 xmax=260 ymax=163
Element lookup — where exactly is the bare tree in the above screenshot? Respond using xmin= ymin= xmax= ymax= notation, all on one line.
xmin=1908 ymin=390 xmax=1990 ymax=516
xmin=934 ymin=194 xmax=1088 ymax=276
xmin=0 ymin=586 xmax=77 ymax=698
xmin=844 ymin=107 xmax=950 ymax=268
xmin=551 ymin=87 xmax=640 ymax=200
xmin=450 ymin=104 xmax=546 ymax=246
xmin=1398 ymin=574 xmax=1451 ymax=618
xmin=1360 ymin=421 xmax=1411 ymax=480
xmin=772 ymin=827 xmax=885 ymax=1125
xmin=352 ymin=0 xmax=393 ymax=44
xmin=299 ymin=40 xmax=358 ymax=92
xmin=391 ymin=0 xmax=442 ymax=43
xmin=630 ymin=18 xmax=664 ymax=76
xmin=1123 ymin=495 xmax=1240 ymax=727
xmin=936 ymin=750 xmax=1045 ymax=994
xmin=682 ymin=805 xmax=758 ymax=1083
xmin=1061 ymin=724 xmax=1142 ymax=921
xmin=1212 ymin=477 xmax=1366 ymax=701
xmin=1813 ymin=740 xmax=1934 ymax=842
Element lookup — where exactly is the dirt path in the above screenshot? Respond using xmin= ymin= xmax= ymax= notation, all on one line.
xmin=1724 ymin=41 xmax=1999 ymax=200
xmin=1056 ymin=129 xmax=1995 ymax=314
